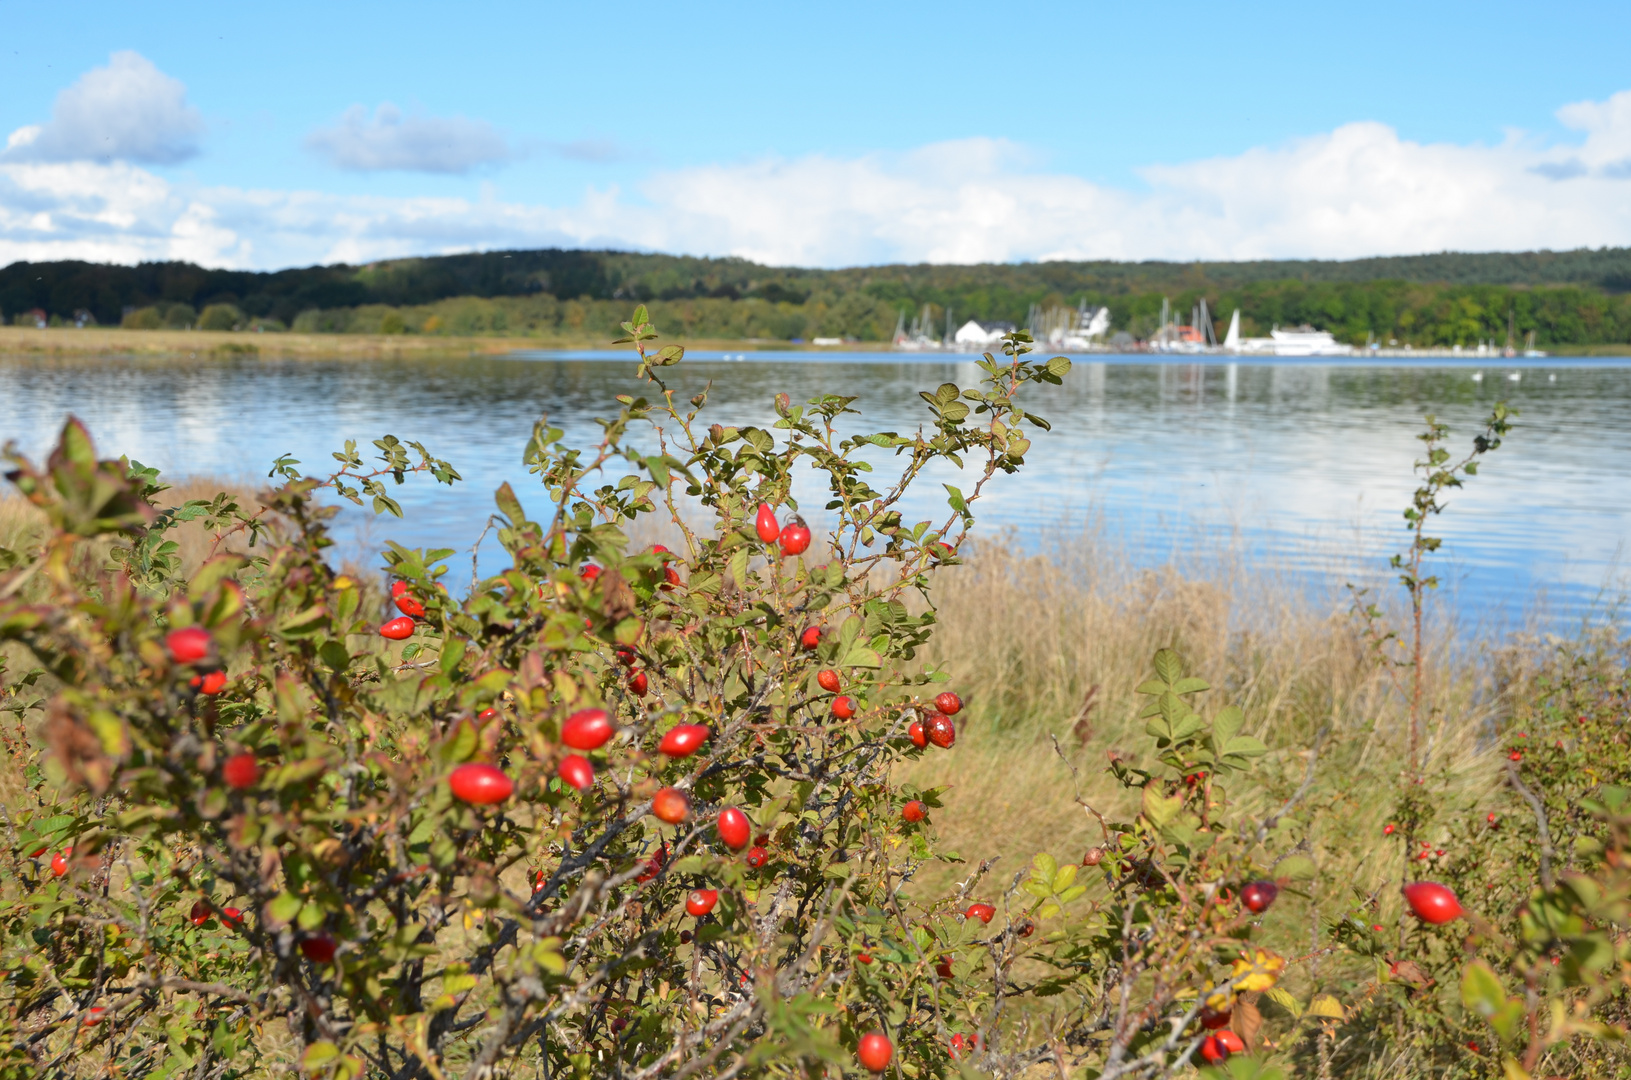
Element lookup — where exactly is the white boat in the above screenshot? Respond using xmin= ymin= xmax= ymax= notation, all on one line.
xmin=1224 ymin=310 xmax=1353 ymax=356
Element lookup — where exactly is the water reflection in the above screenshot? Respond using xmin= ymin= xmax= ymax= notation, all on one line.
xmin=2 ymin=350 xmax=1627 ymax=623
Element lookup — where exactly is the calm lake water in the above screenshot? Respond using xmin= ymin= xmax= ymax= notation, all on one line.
xmin=2 ymin=349 xmax=1628 ymax=625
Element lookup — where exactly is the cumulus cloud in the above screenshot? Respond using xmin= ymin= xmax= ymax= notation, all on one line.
xmin=1 ymin=51 xmax=203 ymax=165
xmin=306 ymin=104 xmax=512 ymax=173
xmin=6 ymin=89 xmax=1631 ymax=270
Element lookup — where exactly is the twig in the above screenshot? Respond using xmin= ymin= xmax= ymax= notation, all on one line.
xmin=1505 ymin=758 xmax=1555 ymax=890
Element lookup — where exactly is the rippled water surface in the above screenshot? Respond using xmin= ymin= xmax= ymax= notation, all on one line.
xmin=3 ymin=349 xmax=1628 ymax=623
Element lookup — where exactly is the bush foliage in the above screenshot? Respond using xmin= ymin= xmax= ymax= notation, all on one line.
xmin=0 ymin=310 xmax=1627 ymax=1080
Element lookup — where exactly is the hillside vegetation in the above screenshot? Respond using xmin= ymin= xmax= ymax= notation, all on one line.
xmin=6 ymin=247 xmax=1631 ymax=347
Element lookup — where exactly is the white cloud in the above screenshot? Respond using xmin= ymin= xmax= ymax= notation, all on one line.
xmin=306 ymin=104 xmax=512 ymax=174
xmin=1 ymin=51 xmax=203 ymax=165
xmin=5 ymin=89 xmax=1631 ymax=270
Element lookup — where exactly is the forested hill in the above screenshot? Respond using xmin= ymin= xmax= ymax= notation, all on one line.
xmin=6 ymin=247 xmax=1631 ymax=329
xmin=6 ymin=247 xmax=1631 ymax=347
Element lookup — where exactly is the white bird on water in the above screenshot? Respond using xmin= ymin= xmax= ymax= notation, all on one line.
xmin=1471 ymin=372 xmax=1484 ymax=382
xmin=1508 ymin=371 xmax=1522 ymax=381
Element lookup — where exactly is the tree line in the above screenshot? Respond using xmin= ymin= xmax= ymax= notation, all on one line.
xmin=5 ymin=247 xmax=1631 ymax=345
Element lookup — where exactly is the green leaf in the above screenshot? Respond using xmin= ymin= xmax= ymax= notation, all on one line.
xmin=645 ymin=455 xmax=670 ymax=487
xmin=1152 ymin=649 xmax=1181 ymax=685
xmin=1265 ymin=986 xmax=1303 ymax=1018
xmin=1223 ymin=735 xmax=1268 ymax=758
xmin=943 ymin=484 xmax=967 ymax=515
xmin=302 ymin=1041 xmax=340 ymax=1069
xmin=1212 ymin=705 xmax=1244 ymax=744
xmin=267 ymin=892 xmax=303 ymax=926
xmin=1142 ymin=784 xmax=1182 ymax=828
xmin=1461 ymin=960 xmax=1506 ymax=1018
xmin=1031 ymin=852 xmax=1057 ymax=886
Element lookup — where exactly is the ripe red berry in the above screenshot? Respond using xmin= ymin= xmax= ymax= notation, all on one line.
xmin=449 ymin=763 xmax=513 ymax=805
xmin=189 ymin=899 xmax=212 ymax=926
xmin=662 ymin=566 xmax=681 ymax=590
xmin=651 ymin=544 xmax=672 ymax=557
xmin=51 ymin=849 xmax=70 ymax=877
xmin=394 ymin=590 xmax=425 ymax=617
xmin=908 ymin=721 xmax=927 ymax=748
xmin=627 ymin=670 xmax=649 ymax=696
xmin=1082 ymin=848 xmax=1104 ymax=866
xmin=558 ymin=754 xmax=594 ymax=790
xmin=1403 ymin=881 xmax=1464 ymax=924
xmin=221 ymin=907 xmax=244 ymax=928
xmin=799 ymin=626 xmax=821 ymax=650
xmin=936 ymin=956 xmax=954 ymax=978
xmin=857 ymin=951 xmax=873 ymax=964
xmin=1486 ymin=812 xmax=1498 ymax=825
xmin=817 ymin=669 xmax=841 ymax=693
xmin=580 ymin=564 xmax=602 ymax=581
xmin=299 ymin=934 xmax=337 ymax=964
xmin=615 ymin=645 xmax=637 ymax=667
xmin=686 ymin=889 xmax=718 ymax=916
xmin=679 ymin=930 xmax=692 ymax=944
xmin=965 ymin=902 xmax=995 ymax=924
xmin=379 ymin=617 xmax=415 ymax=640
xmin=779 ymin=520 xmax=812 ymax=556
xmin=755 ymin=832 xmax=770 ymax=846
xmin=1200 ymin=1006 xmax=1231 ymax=1030
xmin=935 ymin=691 xmax=963 ymax=715
xmin=165 ymin=626 xmax=211 ymax=664
xmin=745 ymin=846 xmax=769 ymax=869
xmin=81 ymin=1007 xmax=105 ymax=1026
xmin=1509 ymin=750 xmax=1522 ymax=761
xmin=478 ymin=707 xmax=499 ymax=722
xmin=1242 ymin=880 xmax=1279 ymax=914
xmin=658 ymin=724 xmax=710 ymax=757
xmin=950 ymin=1032 xmax=981 ymax=1058
xmin=926 ymin=713 xmax=956 ymax=748
xmin=198 ymin=670 xmax=227 ymax=695
xmin=755 ymin=503 xmax=781 ymax=543
xmin=561 ymin=708 xmax=614 ymax=750
xmin=636 ymin=845 xmax=668 ymax=883
xmin=717 ymin=807 xmax=751 ymax=850
xmin=652 ymin=787 xmax=689 ymax=824
xmin=1200 ymin=1031 xmax=1244 ymax=1064
xmin=1383 ymin=823 xmax=1396 ymax=835
xmin=221 ymin=752 xmax=260 ymax=790
xmin=857 ymin=1032 xmax=893 ymax=1073
xmin=902 ymin=800 xmax=926 ymax=823
xmin=832 ymin=695 xmax=856 ymax=720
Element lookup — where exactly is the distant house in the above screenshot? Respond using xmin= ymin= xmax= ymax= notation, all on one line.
xmin=952 ymin=319 xmax=1016 ymax=348
xmin=25 ymin=308 xmax=47 ymax=329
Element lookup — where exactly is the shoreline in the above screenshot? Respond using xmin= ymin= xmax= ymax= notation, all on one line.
xmin=2 ymin=326 xmax=1628 ymax=360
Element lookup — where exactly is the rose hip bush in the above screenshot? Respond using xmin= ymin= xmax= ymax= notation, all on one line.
xmin=0 ymin=308 xmax=1625 ymax=1080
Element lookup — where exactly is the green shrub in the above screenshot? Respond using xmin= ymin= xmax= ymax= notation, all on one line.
xmin=198 ymin=303 xmax=245 ymax=332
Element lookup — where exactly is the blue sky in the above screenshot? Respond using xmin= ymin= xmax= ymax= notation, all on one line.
xmin=3 ymin=0 xmax=1631 ymax=269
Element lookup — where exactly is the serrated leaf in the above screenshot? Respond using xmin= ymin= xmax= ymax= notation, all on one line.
xmin=1223 ymin=735 xmax=1268 ymax=758
xmin=1265 ymin=986 xmax=1303 ymax=1018
xmin=1212 ymin=705 xmax=1244 ymax=744
xmin=1307 ymin=994 xmax=1344 ymax=1020
xmin=1152 ymin=649 xmax=1181 ymax=685
xmin=1031 ymin=852 xmax=1057 ymax=885
xmin=1053 ymin=863 xmax=1078 ymax=890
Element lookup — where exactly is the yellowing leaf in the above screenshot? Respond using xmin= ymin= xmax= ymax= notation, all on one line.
xmin=1307 ymin=995 xmax=1345 ymax=1020
xmin=1230 ymin=948 xmax=1287 ymax=992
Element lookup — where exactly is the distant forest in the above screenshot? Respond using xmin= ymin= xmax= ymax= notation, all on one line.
xmin=5 ymin=246 xmax=1631 ymax=346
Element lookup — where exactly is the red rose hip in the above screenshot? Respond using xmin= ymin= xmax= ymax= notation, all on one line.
xmin=745 ymin=846 xmax=769 ymax=869
xmin=857 ymin=1032 xmax=893 ymax=1073
xmin=627 ymin=669 xmax=649 ymax=696
xmin=717 ymin=807 xmax=751 ymax=850
xmin=1241 ymin=880 xmax=1279 ymax=914
xmin=831 ymin=695 xmax=856 ymax=719
xmin=816 ymin=669 xmax=841 ymax=693
xmin=935 ymin=691 xmax=962 ymax=715
xmin=449 ymin=763 xmax=513 ymax=805
xmin=561 ymin=708 xmax=614 ymax=750
xmin=658 ymin=723 xmax=710 ymax=757
xmin=379 ymin=617 xmax=415 ymax=640
xmin=799 ymin=626 xmax=821 ymax=650
xmin=908 ymin=721 xmax=927 ymax=748
xmin=902 ymin=800 xmax=926 ymax=823
xmin=222 ymin=752 xmax=260 ymax=790
xmin=754 ymin=503 xmax=780 ymax=543
xmin=299 ymin=934 xmax=337 ymax=964
xmin=964 ymin=902 xmax=995 ymax=923
xmin=558 ymin=754 xmax=595 ymax=790
xmin=652 ymin=787 xmax=689 ymax=824
xmin=686 ymin=888 xmax=718 ymax=916
xmin=779 ymin=520 xmax=811 ymax=556
xmin=1403 ymin=881 xmax=1464 ymax=924
xmin=165 ymin=626 xmax=211 ymax=663
xmin=926 ymin=713 xmax=955 ymax=748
